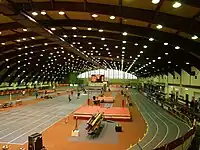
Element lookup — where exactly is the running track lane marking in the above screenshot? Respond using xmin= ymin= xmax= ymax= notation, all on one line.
xmin=142 ymin=93 xmax=191 ymax=129
xmin=134 ymin=91 xmax=190 ymax=149
xmin=0 ymin=96 xmax=66 ymax=122
xmin=153 ymin=112 xmax=169 ymax=149
xmin=0 ymin=101 xmax=66 ymax=133
xmin=0 ymin=115 xmax=49 ymax=139
xmin=142 ymin=97 xmax=180 ymax=142
xmin=130 ymin=92 xmax=149 ymax=148
xmin=0 ymin=107 xmax=63 ymax=139
xmin=21 ymin=109 xmax=79 ymax=145
xmin=3 ymin=94 xmax=89 ymax=145
xmin=141 ymin=96 xmax=180 ymax=140
xmin=142 ymin=113 xmax=159 ymax=148
xmin=0 ymin=93 xmax=75 ymax=125
xmin=132 ymin=92 xmax=159 ymax=148
xmin=0 ymin=104 xmax=60 ymax=129
xmin=158 ymin=112 xmax=180 ymax=139
xmin=8 ymin=114 xmax=61 ymax=143
xmin=20 ymin=95 xmax=90 ymax=145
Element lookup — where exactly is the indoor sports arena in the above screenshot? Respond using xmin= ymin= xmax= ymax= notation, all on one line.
xmin=0 ymin=0 xmax=200 ymax=150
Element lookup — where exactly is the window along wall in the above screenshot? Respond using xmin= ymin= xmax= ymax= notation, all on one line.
xmin=77 ymin=69 xmax=137 ymax=79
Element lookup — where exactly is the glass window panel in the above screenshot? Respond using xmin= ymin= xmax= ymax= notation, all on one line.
xmin=77 ymin=69 xmax=137 ymax=79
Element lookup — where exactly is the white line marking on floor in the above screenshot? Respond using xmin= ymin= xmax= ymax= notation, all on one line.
xmin=0 ymin=101 xmax=59 ymax=123
xmin=0 ymin=93 xmax=92 ymax=144
xmin=0 ymin=102 xmax=65 ymax=133
xmin=133 ymin=95 xmax=150 ymax=145
xmin=0 ymin=103 xmax=68 ymax=139
xmin=153 ymin=112 xmax=169 ymax=148
xmin=142 ymin=113 xmax=159 ymax=148
xmin=141 ymin=95 xmax=181 ymax=140
xmin=8 ymin=114 xmax=62 ymax=143
xmin=20 ymin=98 xmax=90 ymax=144
xmin=158 ymin=112 xmax=180 ymax=139
xmin=0 ymin=115 xmax=50 ymax=139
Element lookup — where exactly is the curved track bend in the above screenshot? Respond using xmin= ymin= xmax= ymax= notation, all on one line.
xmin=130 ymin=90 xmax=190 ymax=150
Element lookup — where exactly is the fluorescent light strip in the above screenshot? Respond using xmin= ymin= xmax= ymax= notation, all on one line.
xmin=104 ymin=60 xmax=113 ymax=69
xmin=126 ymin=61 xmax=135 ymax=72
xmin=121 ymin=59 xmax=124 ymax=71
xmin=114 ymin=62 xmax=118 ymax=70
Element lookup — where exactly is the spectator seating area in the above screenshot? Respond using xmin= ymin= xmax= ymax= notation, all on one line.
xmin=144 ymin=89 xmax=200 ymax=122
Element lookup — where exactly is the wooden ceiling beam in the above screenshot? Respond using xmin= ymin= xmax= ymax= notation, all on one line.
xmin=50 ymin=0 xmax=55 ymax=9
xmin=148 ymin=0 xmax=165 ymax=28
xmin=38 ymin=19 xmax=200 ymax=54
xmin=1 ymin=1 xmax=100 ymax=68
xmin=28 ymin=0 xmax=34 ymax=10
xmin=13 ymin=2 xmax=197 ymax=34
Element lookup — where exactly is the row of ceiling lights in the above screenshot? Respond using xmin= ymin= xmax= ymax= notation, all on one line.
xmin=31 ymin=10 xmax=194 ymax=41
xmin=31 ymin=10 xmax=116 ymax=20
xmin=31 ymin=0 xmax=182 ymax=17
xmin=1 ymin=25 xmax=196 ymax=47
xmin=62 ymin=26 xmax=199 ymax=43
xmin=1 ymin=13 xmax=198 ymax=47
xmin=46 ymin=26 xmax=99 ymax=65
xmin=152 ymin=0 xmax=182 ymax=8
xmin=75 ymin=36 xmax=180 ymax=51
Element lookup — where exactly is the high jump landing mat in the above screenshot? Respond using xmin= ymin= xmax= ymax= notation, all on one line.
xmin=73 ymin=106 xmax=131 ymax=121
xmin=97 ymin=96 xmax=115 ymax=103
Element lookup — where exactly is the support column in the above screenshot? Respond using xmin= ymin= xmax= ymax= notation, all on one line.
xmin=165 ymin=75 xmax=169 ymax=99
xmin=180 ymin=72 xmax=183 ymax=96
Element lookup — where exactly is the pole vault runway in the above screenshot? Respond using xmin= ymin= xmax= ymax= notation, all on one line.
xmin=130 ymin=90 xmax=190 ymax=150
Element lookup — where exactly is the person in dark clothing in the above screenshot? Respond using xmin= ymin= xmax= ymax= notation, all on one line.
xmin=190 ymin=97 xmax=195 ymax=112
xmin=186 ymin=97 xmax=189 ymax=107
xmin=121 ymin=90 xmax=123 ymax=95
xmin=198 ymin=98 xmax=200 ymax=112
xmin=194 ymin=100 xmax=198 ymax=113
xmin=181 ymin=104 xmax=188 ymax=114
xmin=68 ymin=95 xmax=71 ymax=102
xmin=45 ymin=90 xmax=47 ymax=95
xmin=77 ymin=92 xmax=80 ymax=99
xmin=92 ymin=96 xmax=99 ymax=105
xmin=35 ymin=89 xmax=38 ymax=98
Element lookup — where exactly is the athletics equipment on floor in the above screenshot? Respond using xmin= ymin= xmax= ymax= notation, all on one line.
xmin=74 ymin=106 xmax=131 ymax=120
xmin=71 ymin=117 xmax=80 ymax=137
xmin=28 ymin=133 xmax=43 ymax=150
xmin=115 ymin=124 xmax=122 ymax=132
xmin=86 ymin=112 xmax=104 ymax=137
xmin=2 ymin=145 xmax=9 ymax=150
xmin=97 ymin=96 xmax=115 ymax=103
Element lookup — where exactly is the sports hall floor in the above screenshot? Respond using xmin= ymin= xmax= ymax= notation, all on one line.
xmin=0 ymin=88 xmax=190 ymax=150
xmin=0 ymin=92 xmax=98 ymax=145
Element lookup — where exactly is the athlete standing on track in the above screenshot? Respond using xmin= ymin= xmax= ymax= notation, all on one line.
xmin=77 ymin=92 xmax=80 ymax=99
xmin=68 ymin=94 xmax=71 ymax=102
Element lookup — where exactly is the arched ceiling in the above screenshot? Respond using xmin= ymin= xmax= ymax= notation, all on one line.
xmin=0 ymin=0 xmax=200 ymax=84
